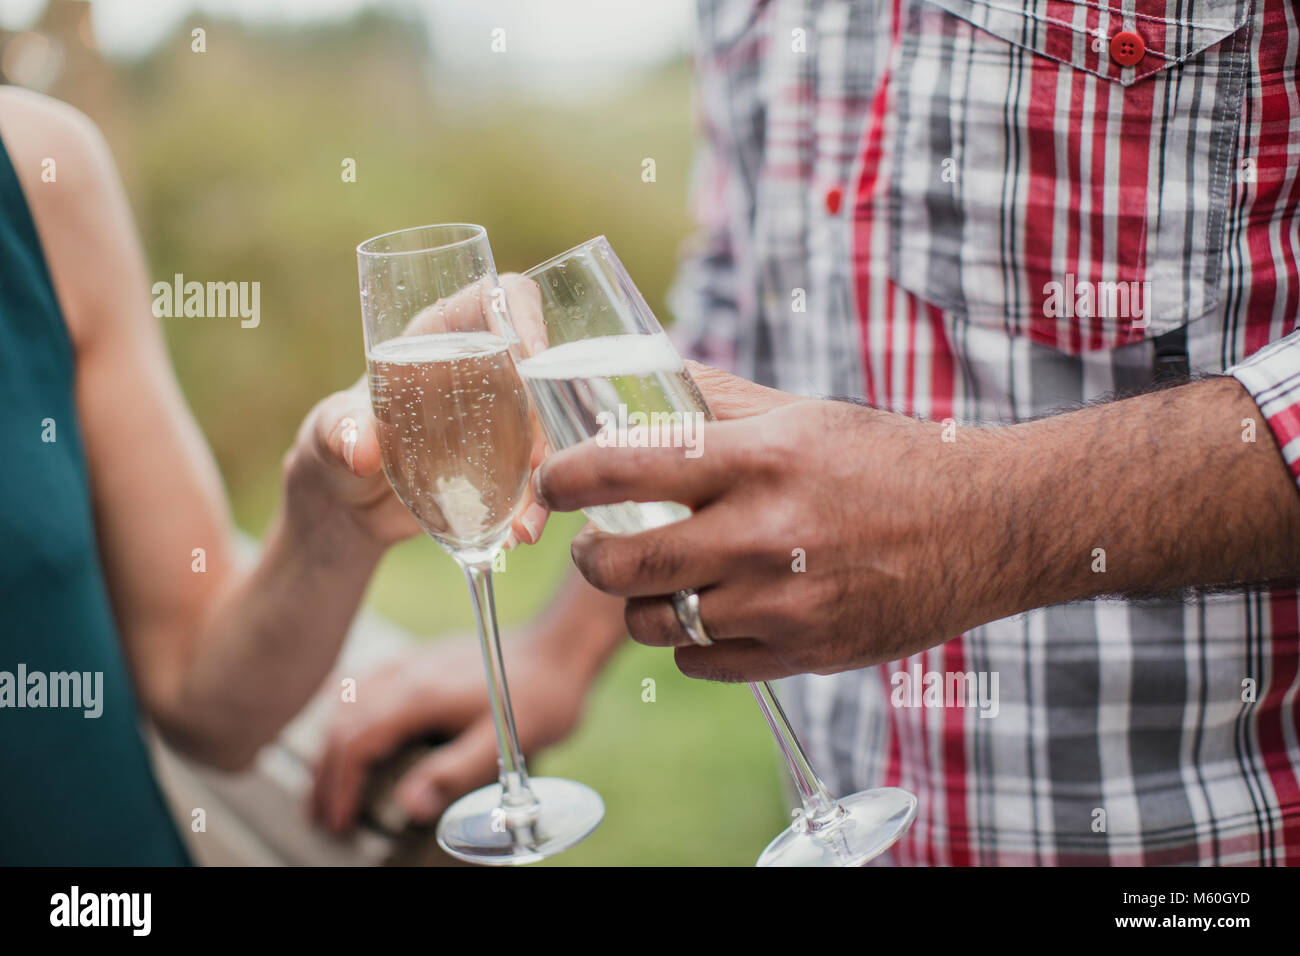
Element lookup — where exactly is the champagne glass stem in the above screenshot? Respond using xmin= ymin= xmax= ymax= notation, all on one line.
xmin=461 ymin=558 xmax=537 ymax=812
xmin=749 ymin=680 xmax=841 ymax=827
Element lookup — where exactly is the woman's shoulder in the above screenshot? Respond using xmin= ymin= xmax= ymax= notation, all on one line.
xmin=0 ymin=86 xmax=110 ymax=180
xmin=0 ymin=87 xmax=135 ymax=348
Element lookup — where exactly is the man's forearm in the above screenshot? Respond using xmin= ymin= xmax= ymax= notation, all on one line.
xmin=973 ymin=375 xmax=1300 ymax=627
xmin=529 ymin=568 xmax=628 ymax=684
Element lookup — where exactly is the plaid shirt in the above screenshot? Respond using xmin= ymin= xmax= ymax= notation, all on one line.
xmin=670 ymin=0 xmax=1300 ymax=864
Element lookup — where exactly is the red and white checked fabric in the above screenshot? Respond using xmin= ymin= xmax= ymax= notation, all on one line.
xmin=670 ymin=0 xmax=1300 ymax=864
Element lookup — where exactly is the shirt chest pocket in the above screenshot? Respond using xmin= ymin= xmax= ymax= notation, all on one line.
xmin=885 ymin=0 xmax=1252 ymax=352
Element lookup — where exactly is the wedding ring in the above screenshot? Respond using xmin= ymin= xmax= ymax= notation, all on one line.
xmin=672 ymin=589 xmax=714 ymax=647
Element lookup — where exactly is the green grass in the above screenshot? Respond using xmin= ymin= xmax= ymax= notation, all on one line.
xmin=358 ymin=511 xmax=789 ymax=866
xmin=535 ymin=643 xmax=791 ymax=866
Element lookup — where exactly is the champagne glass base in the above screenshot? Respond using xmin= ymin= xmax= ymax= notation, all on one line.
xmin=756 ymin=787 xmax=917 ymax=867
xmin=436 ymin=777 xmax=604 ymax=865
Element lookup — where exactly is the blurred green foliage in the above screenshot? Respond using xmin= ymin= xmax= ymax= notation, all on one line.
xmin=95 ymin=12 xmax=785 ymax=865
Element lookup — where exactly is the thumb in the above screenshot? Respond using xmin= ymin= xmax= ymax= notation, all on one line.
xmin=310 ymin=389 xmax=383 ymax=478
xmin=393 ymin=718 xmax=501 ymax=822
xmin=685 ymin=360 xmax=801 ymax=420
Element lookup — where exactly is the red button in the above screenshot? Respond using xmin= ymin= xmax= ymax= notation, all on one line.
xmin=1110 ymin=30 xmax=1145 ymax=67
xmin=825 ymin=185 xmax=843 ymax=216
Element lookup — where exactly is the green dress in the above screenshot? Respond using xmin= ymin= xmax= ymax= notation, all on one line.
xmin=0 ymin=124 xmax=191 ymax=864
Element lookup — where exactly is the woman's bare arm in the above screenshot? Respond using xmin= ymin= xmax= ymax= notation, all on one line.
xmin=0 ymin=88 xmax=410 ymax=769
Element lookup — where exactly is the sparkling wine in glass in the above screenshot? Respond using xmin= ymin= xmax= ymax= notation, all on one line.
xmin=509 ymin=236 xmax=917 ymax=866
xmin=357 ymin=224 xmax=603 ymax=864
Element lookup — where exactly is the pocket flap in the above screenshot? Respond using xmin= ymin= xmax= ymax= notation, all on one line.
xmin=923 ymin=0 xmax=1248 ymax=86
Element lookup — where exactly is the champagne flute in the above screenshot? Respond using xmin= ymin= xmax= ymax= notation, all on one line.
xmin=506 ymin=236 xmax=917 ymax=866
xmin=356 ymin=224 xmax=603 ymax=865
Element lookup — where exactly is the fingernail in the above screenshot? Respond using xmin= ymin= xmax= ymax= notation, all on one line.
xmin=520 ymin=509 xmax=541 ymax=544
xmin=339 ymin=417 xmax=359 ymax=470
xmin=504 ymin=529 xmax=518 ymax=551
